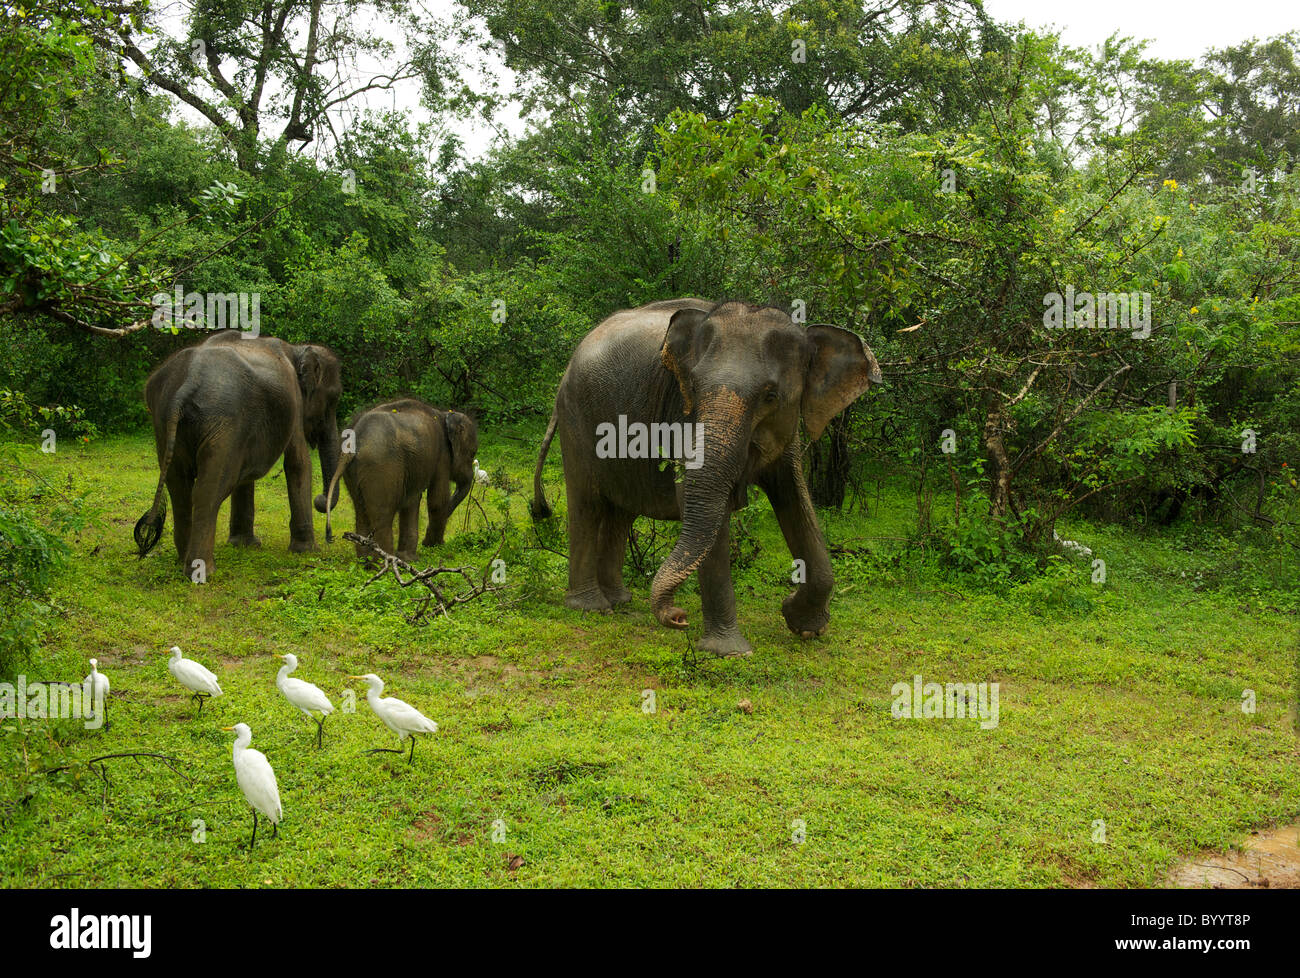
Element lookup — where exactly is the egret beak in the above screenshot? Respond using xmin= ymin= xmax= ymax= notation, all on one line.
xmin=274 ymin=654 xmax=286 ymax=659
xmin=221 ymin=726 xmax=235 ymax=731
xmin=348 ymin=675 xmax=364 ymax=680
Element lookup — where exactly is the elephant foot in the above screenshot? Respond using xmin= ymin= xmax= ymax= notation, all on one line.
xmin=698 ymin=628 xmax=753 ymax=658
xmin=780 ymin=593 xmax=832 ymax=637
xmin=397 ymin=550 xmax=417 ymax=565
xmin=782 ymin=594 xmax=830 ymax=640
xmin=601 ymin=585 xmax=633 ymax=607
xmin=228 ymin=533 xmax=262 ymax=548
xmin=288 ymin=537 xmax=317 ymax=554
xmin=565 ymin=586 xmax=612 ymax=612
xmin=182 ymin=554 xmax=214 ymax=582
xmin=422 ymin=534 xmax=445 ymax=548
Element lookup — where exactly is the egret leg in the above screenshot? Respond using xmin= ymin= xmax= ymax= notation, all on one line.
xmin=315 ymin=716 xmax=324 ymax=749
xmin=250 ymin=811 xmax=258 ymax=849
xmin=408 ymin=735 xmax=416 ymax=765
xmin=272 ymin=821 xmax=278 ymax=839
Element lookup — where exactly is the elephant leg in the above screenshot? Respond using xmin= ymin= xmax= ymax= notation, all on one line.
xmin=352 ymin=494 xmax=374 ymax=561
xmin=369 ymin=505 xmax=397 ymax=561
xmin=166 ymin=470 xmax=193 ymax=564
xmin=596 ymin=508 xmax=634 ymax=607
xmin=758 ymin=447 xmax=833 ymax=639
xmin=696 ymin=518 xmax=753 ymax=657
xmin=284 ymin=435 xmax=316 ymax=553
xmin=423 ymin=481 xmax=449 ymax=547
xmin=396 ymin=498 xmax=420 ymax=564
xmin=564 ymin=481 xmax=612 ymax=612
xmin=228 ymin=482 xmax=261 ymax=547
xmin=186 ymin=451 xmax=238 ymax=581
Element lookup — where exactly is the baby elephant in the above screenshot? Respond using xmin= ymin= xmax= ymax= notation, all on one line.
xmin=324 ymin=399 xmax=478 ymax=562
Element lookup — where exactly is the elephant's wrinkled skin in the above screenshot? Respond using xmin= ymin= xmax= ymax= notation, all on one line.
xmin=134 ymin=331 xmax=343 ymax=579
xmin=324 ymin=398 xmax=478 ymax=562
xmin=532 ymin=299 xmax=882 ymax=656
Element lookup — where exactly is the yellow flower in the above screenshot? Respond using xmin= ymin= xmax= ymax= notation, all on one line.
xmin=1176 ymin=247 xmax=1183 ymax=257
xmin=1163 ymin=179 xmax=1178 ymax=190
xmin=1189 ymin=307 xmax=1198 ymax=314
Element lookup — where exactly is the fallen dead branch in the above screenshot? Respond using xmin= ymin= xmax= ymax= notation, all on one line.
xmin=43 ymin=752 xmax=192 ymax=810
xmin=342 ymin=532 xmax=508 ymax=623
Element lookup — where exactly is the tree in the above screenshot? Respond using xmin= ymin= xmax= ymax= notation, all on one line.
xmin=89 ymin=0 xmax=480 ymax=172
xmin=461 ymin=0 xmax=1014 ymax=149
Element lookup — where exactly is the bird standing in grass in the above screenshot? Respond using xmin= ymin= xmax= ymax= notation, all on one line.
xmin=167 ymin=646 xmax=222 ymax=715
xmin=350 ymin=673 xmax=438 ymax=764
xmin=82 ymin=658 xmax=109 ymax=723
xmin=274 ymin=653 xmax=334 ymax=747
xmin=222 ymin=723 xmax=282 ymax=848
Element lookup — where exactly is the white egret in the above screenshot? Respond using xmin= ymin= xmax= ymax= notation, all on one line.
xmin=274 ymin=653 xmax=334 ymax=747
xmin=82 ymin=658 xmax=110 ymax=723
xmin=349 ymin=673 xmax=438 ymax=764
xmin=473 ymin=458 xmax=489 ymax=486
xmin=222 ymin=723 xmax=282 ymax=848
xmin=166 ymin=646 xmax=222 ymax=715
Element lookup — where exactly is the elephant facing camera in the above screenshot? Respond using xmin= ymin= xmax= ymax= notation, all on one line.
xmin=532 ymin=299 xmax=881 ymax=656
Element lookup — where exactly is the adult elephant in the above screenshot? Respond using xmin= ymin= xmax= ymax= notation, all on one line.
xmin=134 ymin=331 xmax=343 ymax=580
xmin=531 ymin=299 xmax=882 ymax=657
xmin=322 ymin=398 xmax=479 ymax=562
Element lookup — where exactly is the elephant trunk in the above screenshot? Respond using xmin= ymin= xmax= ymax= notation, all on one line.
xmin=650 ymin=387 xmax=752 ymax=629
xmin=313 ymin=418 xmax=342 ymax=516
xmin=448 ymin=477 xmax=471 ymax=518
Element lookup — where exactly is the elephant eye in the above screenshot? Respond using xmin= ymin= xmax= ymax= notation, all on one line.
xmin=762 ymin=388 xmax=779 ymax=404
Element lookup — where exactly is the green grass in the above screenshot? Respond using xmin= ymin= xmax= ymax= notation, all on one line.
xmin=2 ymin=429 xmax=1297 ymax=887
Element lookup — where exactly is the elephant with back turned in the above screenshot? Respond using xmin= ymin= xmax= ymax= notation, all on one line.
xmin=135 ymin=331 xmax=343 ymax=579
xmin=532 ymin=299 xmax=882 ymax=657
xmin=324 ymin=398 xmax=478 ymax=563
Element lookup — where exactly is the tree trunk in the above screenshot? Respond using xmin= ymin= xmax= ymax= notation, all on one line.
xmin=809 ymin=411 xmax=851 ymax=509
xmin=983 ymin=400 xmax=1012 ymax=520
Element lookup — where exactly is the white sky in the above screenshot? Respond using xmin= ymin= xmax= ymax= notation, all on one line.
xmin=981 ymin=0 xmax=1297 ymax=61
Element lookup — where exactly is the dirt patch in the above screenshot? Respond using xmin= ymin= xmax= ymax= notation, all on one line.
xmin=410 ymin=811 xmax=443 ymax=840
xmin=1168 ymin=822 xmax=1300 ymax=888
xmin=457 ymin=654 xmax=524 ymax=677
xmin=410 ymin=811 xmax=477 ymax=846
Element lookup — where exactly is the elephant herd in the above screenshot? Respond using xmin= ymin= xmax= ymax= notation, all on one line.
xmin=136 ymin=299 xmax=882 ymax=655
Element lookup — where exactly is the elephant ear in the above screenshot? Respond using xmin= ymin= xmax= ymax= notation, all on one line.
xmin=660 ymin=306 xmax=711 ymax=415
xmin=801 ymin=325 xmax=883 ymax=442
xmin=293 ymin=345 xmax=325 ymax=399
xmin=443 ymin=411 xmax=478 ymax=475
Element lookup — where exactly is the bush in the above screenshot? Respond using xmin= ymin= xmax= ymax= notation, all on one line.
xmin=0 ymin=445 xmax=88 ymax=678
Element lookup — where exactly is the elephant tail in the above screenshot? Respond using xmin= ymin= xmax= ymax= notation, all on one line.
xmin=134 ymin=396 xmax=183 ymax=557
xmin=530 ymin=403 xmax=559 ymax=520
xmin=324 ymin=450 xmax=354 ymax=544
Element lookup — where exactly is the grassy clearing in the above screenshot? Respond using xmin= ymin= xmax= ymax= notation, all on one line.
xmin=1 ymin=429 xmax=1297 ymax=887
